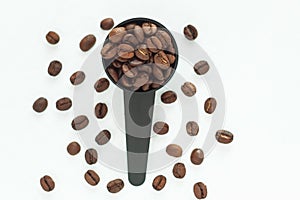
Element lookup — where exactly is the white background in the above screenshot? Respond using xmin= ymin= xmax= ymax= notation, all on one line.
xmin=0 ymin=0 xmax=299 ymax=199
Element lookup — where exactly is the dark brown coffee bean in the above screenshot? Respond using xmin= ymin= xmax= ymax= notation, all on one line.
xmin=173 ymin=163 xmax=186 ymax=179
xmin=101 ymin=18 xmax=114 ymax=30
xmin=122 ymin=64 xmax=138 ymax=78
xmin=142 ymin=22 xmax=157 ymax=35
xmin=161 ymin=91 xmax=177 ymax=104
xmin=101 ymin=43 xmax=117 ymax=59
xmin=152 ymin=175 xmax=166 ymax=191
xmin=156 ymin=30 xmax=172 ymax=49
xmin=70 ymin=71 xmax=85 ymax=85
xmin=167 ymin=54 xmax=176 ymax=64
xmin=133 ymin=25 xmax=145 ymax=43
xmin=133 ymin=73 xmax=149 ymax=88
xmin=67 ymin=141 xmax=81 ymax=155
xmin=129 ymin=59 xmax=144 ymax=67
xmin=135 ymin=44 xmax=150 ymax=61
xmin=194 ymin=61 xmax=210 ymax=75
xmin=95 ymin=103 xmax=108 ymax=119
xmin=85 ymin=148 xmax=98 ymax=165
xmin=154 ymin=51 xmax=170 ymax=70
xmin=166 ymin=144 xmax=182 ymax=157
xmin=71 ymin=115 xmax=89 ymax=130
xmin=84 ymin=170 xmax=100 ymax=186
xmin=46 ymin=31 xmax=60 ymax=45
xmin=153 ymin=121 xmax=169 ymax=135
xmin=153 ymin=66 xmax=164 ymax=81
xmin=186 ymin=121 xmax=199 ymax=136
xmin=117 ymin=44 xmax=134 ymax=59
xmin=48 ymin=60 xmax=62 ymax=76
xmin=216 ymin=130 xmax=234 ymax=144
xmin=122 ymin=34 xmax=139 ymax=46
xmin=204 ymin=98 xmax=217 ymax=114
xmin=56 ymin=97 xmax=72 ymax=111
xmin=107 ymin=179 xmax=124 ymax=193
xmin=107 ymin=67 xmax=119 ymax=83
xmin=191 ymin=148 xmax=204 ymax=165
xmin=80 ymin=34 xmax=96 ymax=52
xmin=40 ymin=175 xmax=55 ymax=192
xmin=181 ymin=82 xmax=197 ymax=97
xmin=146 ymin=36 xmax=163 ymax=53
xmin=184 ymin=25 xmax=198 ymax=40
xmin=33 ymin=97 xmax=48 ymax=113
xmin=194 ymin=182 xmax=207 ymax=199
xmin=109 ymin=27 xmax=126 ymax=43
xmin=95 ymin=130 xmax=111 ymax=145
xmin=94 ymin=78 xmax=110 ymax=93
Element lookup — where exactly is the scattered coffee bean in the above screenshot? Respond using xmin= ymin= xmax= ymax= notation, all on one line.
xmin=194 ymin=182 xmax=207 ymax=199
xmin=166 ymin=144 xmax=182 ymax=157
xmin=107 ymin=179 xmax=124 ymax=193
xmin=152 ymin=175 xmax=167 ymax=191
xmin=84 ymin=170 xmax=100 ymax=186
xmin=48 ymin=60 xmax=62 ymax=76
xmin=181 ymin=82 xmax=197 ymax=97
xmin=70 ymin=71 xmax=85 ymax=85
xmin=71 ymin=115 xmax=89 ymax=130
xmin=204 ymin=98 xmax=217 ymax=114
xmin=56 ymin=97 xmax=72 ymax=111
xmin=194 ymin=61 xmax=210 ymax=75
xmin=191 ymin=148 xmax=204 ymax=165
xmin=101 ymin=18 xmax=114 ymax=30
xmin=33 ymin=97 xmax=48 ymax=113
xmin=95 ymin=103 xmax=108 ymax=119
xmin=161 ymin=91 xmax=177 ymax=104
xmin=67 ymin=141 xmax=81 ymax=156
xmin=153 ymin=121 xmax=169 ymax=135
xmin=216 ymin=130 xmax=234 ymax=144
xmin=186 ymin=121 xmax=199 ymax=136
xmin=173 ymin=163 xmax=186 ymax=179
xmin=46 ymin=31 xmax=60 ymax=45
xmin=184 ymin=25 xmax=198 ymax=40
xmin=95 ymin=130 xmax=111 ymax=145
xmin=94 ymin=78 xmax=110 ymax=92
xmin=85 ymin=148 xmax=98 ymax=165
xmin=40 ymin=175 xmax=55 ymax=192
xmin=80 ymin=34 xmax=96 ymax=52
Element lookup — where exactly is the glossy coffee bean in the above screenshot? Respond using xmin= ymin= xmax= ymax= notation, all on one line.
xmin=133 ymin=25 xmax=145 ymax=43
xmin=67 ymin=141 xmax=81 ymax=156
xmin=166 ymin=144 xmax=182 ymax=157
xmin=153 ymin=121 xmax=169 ymax=135
xmin=161 ymin=91 xmax=177 ymax=104
xmin=46 ymin=31 xmax=60 ymax=45
xmin=70 ymin=71 xmax=85 ymax=85
xmin=94 ymin=78 xmax=110 ymax=92
xmin=194 ymin=61 xmax=210 ymax=75
xmin=71 ymin=115 xmax=89 ymax=130
xmin=152 ymin=175 xmax=166 ymax=191
xmin=101 ymin=18 xmax=114 ymax=30
xmin=173 ymin=163 xmax=186 ymax=179
xmin=107 ymin=179 xmax=124 ymax=193
xmin=48 ymin=60 xmax=62 ymax=76
xmin=135 ymin=44 xmax=150 ymax=61
xmin=184 ymin=25 xmax=198 ymax=40
xmin=194 ymin=182 xmax=207 ymax=199
xmin=142 ymin=22 xmax=157 ymax=35
xmin=56 ymin=97 xmax=72 ymax=111
xmin=204 ymin=98 xmax=217 ymax=114
xmin=154 ymin=51 xmax=170 ymax=70
xmin=181 ymin=82 xmax=197 ymax=97
xmin=191 ymin=148 xmax=204 ymax=165
xmin=84 ymin=170 xmax=100 ymax=186
xmin=33 ymin=97 xmax=48 ymax=113
xmin=109 ymin=27 xmax=126 ymax=43
xmin=95 ymin=103 xmax=108 ymax=119
xmin=40 ymin=175 xmax=55 ymax=192
xmin=117 ymin=44 xmax=134 ymax=59
xmin=80 ymin=34 xmax=96 ymax=52
xmin=216 ymin=130 xmax=234 ymax=144
xmin=95 ymin=130 xmax=111 ymax=145
xmin=186 ymin=121 xmax=199 ymax=136
xmin=85 ymin=148 xmax=98 ymax=165
xmin=101 ymin=43 xmax=117 ymax=59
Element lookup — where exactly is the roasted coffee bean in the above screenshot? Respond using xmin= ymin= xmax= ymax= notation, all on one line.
xmin=186 ymin=121 xmax=199 ymax=136
xmin=146 ymin=36 xmax=163 ymax=53
xmin=48 ymin=60 xmax=62 ymax=76
xmin=184 ymin=25 xmax=198 ymax=40
xmin=194 ymin=182 xmax=207 ymax=199
xmin=166 ymin=144 xmax=182 ymax=157
xmin=152 ymin=175 xmax=166 ymax=191
xmin=129 ymin=58 xmax=144 ymax=67
xmin=33 ymin=97 xmax=48 ymax=113
xmin=95 ymin=103 xmax=108 ymax=119
xmin=117 ymin=44 xmax=134 ymax=59
xmin=156 ymin=30 xmax=172 ymax=49
xmin=137 ymin=64 xmax=152 ymax=74
xmin=167 ymin=54 xmax=176 ymax=64
xmin=191 ymin=148 xmax=204 ymax=165
xmin=95 ymin=130 xmax=111 ymax=145
xmin=94 ymin=78 xmax=110 ymax=92
xmin=101 ymin=18 xmax=114 ymax=30
xmin=109 ymin=27 xmax=126 ymax=43
xmin=153 ymin=121 xmax=169 ymax=135
xmin=204 ymin=98 xmax=217 ymax=114
xmin=153 ymin=66 xmax=164 ymax=81
xmin=56 ymin=97 xmax=72 ymax=111
xmin=46 ymin=31 xmax=60 ymax=45
xmin=107 ymin=179 xmax=124 ymax=193
xmin=40 ymin=175 xmax=55 ymax=192
xmin=101 ymin=43 xmax=117 ymax=59
xmin=133 ymin=73 xmax=149 ymax=88
xmin=84 ymin=170 xmax=100 ymax=186
xmin=135 ymin=44 xmax=150 ymax=61
xmin=67 ymin=141 xmax=81 ymax=155
xmin=194 ymin=61 xmax=209 ymax=75
xmin=216 ymin=130 xmax=234 ymax=144
xmin=173 ymin=163 xmax=186 ymax=179
xmin=71 ymin=115 xmax=89 ymax=130
xmin=107 ymin=67 xmax=119 ymax=83
xmin=154 ymin=51 xmax=170 ymax=70
xmin=181 ymin=82 xmax=197 ymax=97
xmin=161 ymin=91 xmax=177 ymax=104
xmin=85 ymin=148 xmax=98 ymax=165
xmin=133 ymin=25 xmax=145 ymax=43
xmin=122 ymin=64 xmax=138 ymax=78
xmin=70 ymin=71 xmax=85 ymax=85
xmin=142 ymin=22 xmax=157 ymax=35
xmin=122 ymin=34 xmax=139 ymax=46
xmin=80 ymin=34 xmax=96 ymax=52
